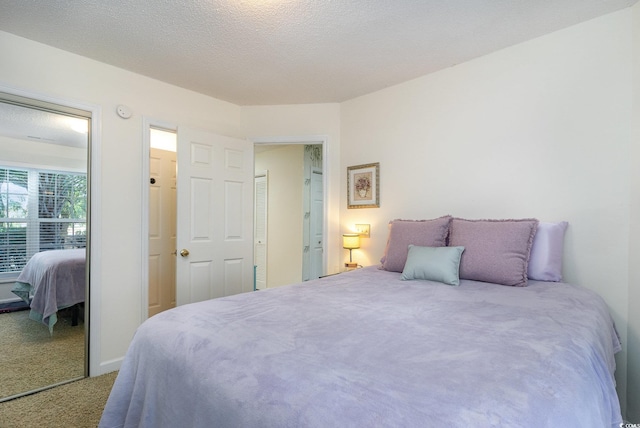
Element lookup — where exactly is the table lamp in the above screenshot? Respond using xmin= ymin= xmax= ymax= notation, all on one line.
xmin=342 ymin=233 xmax=360 ymax=268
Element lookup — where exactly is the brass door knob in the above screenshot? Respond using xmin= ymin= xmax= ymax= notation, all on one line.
xmin=179 ymin=249 xmax=190 ymax=257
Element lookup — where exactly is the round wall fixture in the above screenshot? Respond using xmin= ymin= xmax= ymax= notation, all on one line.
xmin=116 ymin=104 xmax=132 ymax=119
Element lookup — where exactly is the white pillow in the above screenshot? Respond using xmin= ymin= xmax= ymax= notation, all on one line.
xmin=527 ymin=221 xmax=568 ymax=282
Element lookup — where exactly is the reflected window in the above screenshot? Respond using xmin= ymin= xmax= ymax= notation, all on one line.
xmin=0 ymin=166 xmax=86 ymax=276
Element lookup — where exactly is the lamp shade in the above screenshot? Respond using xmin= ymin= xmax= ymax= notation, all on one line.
xmin=342 ymin=233 xmax=360 ymax=250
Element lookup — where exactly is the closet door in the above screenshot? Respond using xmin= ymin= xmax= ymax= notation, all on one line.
xmin=309 ymin=169 xmax=323 ymax=279
xmin=0 ymin=93 xmax=91 ymax=401
xmin=254 ymin=172 xmax=267 ymax=290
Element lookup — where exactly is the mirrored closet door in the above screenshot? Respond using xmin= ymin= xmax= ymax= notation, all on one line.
xmin=0 ymin=93 xmax=90 ymax=401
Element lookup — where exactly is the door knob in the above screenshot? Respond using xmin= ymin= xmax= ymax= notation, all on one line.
xmin=179 ymin=249 xmax=190 ymax=257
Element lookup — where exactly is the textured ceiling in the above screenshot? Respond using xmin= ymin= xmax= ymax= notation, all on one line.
xmin=0 ymin=0 xmax=637 ymax=106
xmin=0 ymin=101 xmax=88 ymax=148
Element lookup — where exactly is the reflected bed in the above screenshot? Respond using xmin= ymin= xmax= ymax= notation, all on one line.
xmin=12 ymin=248 xmax=85 ymax=333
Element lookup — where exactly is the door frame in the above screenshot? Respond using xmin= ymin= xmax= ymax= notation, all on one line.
xmin=251 ymin=135 xmax=328 ymax=278
xmin=0 ymin=83 xmax=103 ymax=377
xmin=140 ymin=117 xmax=177 ymax=323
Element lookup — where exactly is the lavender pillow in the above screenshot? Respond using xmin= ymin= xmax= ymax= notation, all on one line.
xmin=380 ymin=216 xmax=452 ymax=273
xmin=449 ymin=218 xmax=538 ymax=287
xmin=527 ymin=221 xmax=568 ymax=281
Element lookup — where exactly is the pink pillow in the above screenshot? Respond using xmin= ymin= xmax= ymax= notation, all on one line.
xmin=380 ymin=216 xmax=452 ymax=273
xmin=449 ymin=218 xmax=538 ymax=287
xmin=527 ymin=221 xmax=568 ymax=281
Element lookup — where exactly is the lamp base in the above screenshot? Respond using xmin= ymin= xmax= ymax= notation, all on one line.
xmin=344 ymin=262 xmax=358 ymax=268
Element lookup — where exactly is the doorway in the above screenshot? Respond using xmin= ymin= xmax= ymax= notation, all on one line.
xmin=142 ymin=122 xmax=255 ymax=320
xmin=148 ymin=128 xmax=177 ymax=317
xmin=253 ymin=139 xmax=326 ymax=288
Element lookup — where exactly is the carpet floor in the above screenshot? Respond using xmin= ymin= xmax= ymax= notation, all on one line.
xmin=0 ymin=371 xmax=118 ymax=428
xmin=0 ymin=308 xmax=85 ymax=398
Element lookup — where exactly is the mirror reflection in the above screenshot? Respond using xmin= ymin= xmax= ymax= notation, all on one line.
xmin=0 ymin=98 xmax=88 ymax=401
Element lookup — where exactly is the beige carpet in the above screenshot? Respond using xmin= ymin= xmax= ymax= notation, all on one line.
xmin=0 ymin=308 xmax=84 ymax=398
xmin=0 ymin=371 xmax=118 ymax=428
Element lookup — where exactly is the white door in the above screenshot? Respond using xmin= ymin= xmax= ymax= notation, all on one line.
xmin=254 ymin=172 xmax=268 ymax=290
xmin=176 ymin=127 xmax=254 ymax=305
xmin=148 ymin=148 xmax=177 ymax=316
xmin=309 ymin=169 xmax=324 ymax=278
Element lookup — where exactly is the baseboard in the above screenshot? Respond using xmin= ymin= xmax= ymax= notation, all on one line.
xmin=95 ymin=357 xmax=123 ymax=376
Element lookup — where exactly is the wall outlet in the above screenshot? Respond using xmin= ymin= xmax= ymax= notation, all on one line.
xmin=355 ymin=224 xmax=370 ymax=237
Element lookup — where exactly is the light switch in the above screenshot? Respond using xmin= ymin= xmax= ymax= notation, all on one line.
xmin=355 ymin=224 xmax=370 ymax=237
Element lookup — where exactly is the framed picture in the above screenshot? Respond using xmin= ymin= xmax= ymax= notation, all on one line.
xmin=347 ymin=162 xmax=380 ymax=209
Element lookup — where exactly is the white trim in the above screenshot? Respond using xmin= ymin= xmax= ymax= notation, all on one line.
xmin=0 ymin=82 xmax=102 ymax=377
xmin=141 ymin=117 xmax=178 ymax=324
xmin=98 ymin=357 xmax=124 ymax=375
xmin=88 ymin=104 xmax=102 ymax=376
xmin=251 ymin=135 xmax=329 ymax=276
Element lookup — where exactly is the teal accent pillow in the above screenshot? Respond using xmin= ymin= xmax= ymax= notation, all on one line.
xmin=401 ymin=245 xmax=465 ymax=286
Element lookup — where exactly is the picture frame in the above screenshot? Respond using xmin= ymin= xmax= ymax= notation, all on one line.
xmin=347 ymin=162 xmax=380 ymax=209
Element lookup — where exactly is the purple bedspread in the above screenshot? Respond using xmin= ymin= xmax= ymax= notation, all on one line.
xmin=100 ymin=267 xmax=622 ymax=428
xmin=12 ymin=248 xmax=86 ymax=331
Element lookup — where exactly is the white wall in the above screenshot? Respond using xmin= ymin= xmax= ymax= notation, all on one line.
xmin=627 ymin=2 xmax=640 ymax=423
xmin=341 ymin=9 xmax=635 ymax=419
xmin=254 ymin=145 xmax=305 ymax=287
xmin=0 ymin=30 xmax=243 ymax=373
xmin=242 ymin=104 xmax=342 ymax=274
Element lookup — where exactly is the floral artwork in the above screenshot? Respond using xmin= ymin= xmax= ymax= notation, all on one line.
xmin=347 ymin=163 xmax=379 ymax=209
xmin=354 ymin=173 xmax=371 ymax=199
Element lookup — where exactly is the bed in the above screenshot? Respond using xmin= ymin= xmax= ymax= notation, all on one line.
xmin=12 ymin=248 xmax=86 ymax=333
xmin=100 ymin=217 xmax=623 ymax=427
